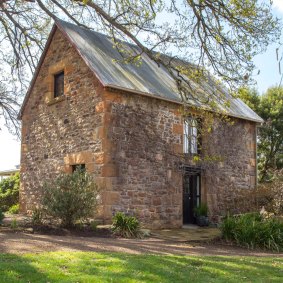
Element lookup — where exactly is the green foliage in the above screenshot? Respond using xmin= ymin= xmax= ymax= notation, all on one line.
xmin=194 ymin=203 xmax=208 ymax=217
xmin=0 ymin=173 xmax=20 ymax=212
xmin=8 ymin=204 xmax=19 ymax=214
xmin=112 ymin=212 xmax=141 ymax=238
xmin=0 ymin=209 xmax=4 ymax=225
xmin=238 ymin=87 xmax=283 ymax=181
xmin=10 ymin=218 xmax=18 ymax=230
xmin=0 ymin=0 xmax=281 ymax=138
xmin=221 ymin=213 xmax=283 ymax=251
xmin=42 ymin=169 xmax=99 ymax=227
xmin=31 ymin=208 xmax=44 ymax=226
xmin=90 ymin=220 xmax=98 ymax=231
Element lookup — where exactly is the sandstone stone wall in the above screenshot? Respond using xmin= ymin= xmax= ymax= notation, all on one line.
xmin=20 ymin=29 xmax=104 ymax=212
xmin=201 ymin=118 xmax=257 ymax=222
xmin=98 ymin=89 xmax=257 ymax=227
xmin=99 ymin=90 xmax=184 ymax=228
xmin=20 ymin=27 xmax=257 ymax=228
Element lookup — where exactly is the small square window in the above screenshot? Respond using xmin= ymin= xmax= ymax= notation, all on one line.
xmin=71 ymin=164 xmax=86 ymax=173
xmin=54 ymin=71 xmax=64 ymax=98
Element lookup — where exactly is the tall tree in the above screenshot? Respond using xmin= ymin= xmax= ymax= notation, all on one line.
xmin=0 ymin=0 xmax=281 ymax=133
xmin=238 ymin=86 xmax=283 ymax=182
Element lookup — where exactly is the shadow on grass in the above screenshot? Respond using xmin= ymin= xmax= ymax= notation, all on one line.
xmin=0 ymin=252 xmax=283 ymax=283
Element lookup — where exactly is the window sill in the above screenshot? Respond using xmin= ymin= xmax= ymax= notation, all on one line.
xmin=47 ymin=95 xmax=66 ymax=106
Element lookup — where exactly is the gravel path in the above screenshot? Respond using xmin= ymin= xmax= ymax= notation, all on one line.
xmin=1 ymin=231 xmax=282 ymax=257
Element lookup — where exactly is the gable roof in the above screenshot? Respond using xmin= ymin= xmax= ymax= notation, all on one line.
xmin=19 ymin=19 xmax=263 ymax=123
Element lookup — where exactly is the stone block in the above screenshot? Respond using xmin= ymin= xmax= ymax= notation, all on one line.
xmin=64 ymin=151 xmax=93 ymax=165
xmin=93 ymin=126 xmax=106 ymax=140
xmin=173 ymin=123 xmax=183 ymax=134
xmin=21 ymin=144 xmax=28 ymax=153
xmin=102 ymin=139 xmax=115 ymax=152
xmin=95 ymin=177 xmax=114 ymax=191
xmin=101 ymin=164 xmax=118 ymax=177
xmin=95 ymin=101 xmax=110 ymax=113
xmin=103 ymin=112 xmax=112 ymax=126
xmin=103 ymin=91 xmax=124 ymax=103
xmin=250 ymin=158 xmax=256 ymax=167
xmin=86 ymin=162 xmax=96 ymax=173
xmin=63 ymin=165 xmax=72 ymax=173
xmin=102 ymin=191 xmax=120 ymax=205
xmin=93 ymin=153 xmax=112 ymax=164
xmin=153 ymin=197 xmax=161 ymax=206
xmin=172 ymin=143 xmax=183 ymax=154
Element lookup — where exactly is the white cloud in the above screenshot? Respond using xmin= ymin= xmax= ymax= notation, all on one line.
xmin=273 ymin=0 xmax=283 ymax=13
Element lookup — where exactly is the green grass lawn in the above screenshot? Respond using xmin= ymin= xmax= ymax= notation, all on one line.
xmin=0 ymin=252 xmax=282 ymax=283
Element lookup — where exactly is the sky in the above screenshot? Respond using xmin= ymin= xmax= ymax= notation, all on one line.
xmin=1 ymin=3 xmax=283 ymax=171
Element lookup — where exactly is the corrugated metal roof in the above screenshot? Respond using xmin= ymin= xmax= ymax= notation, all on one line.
xmin=56 ymin=20 xmax=263 ymax=123
xmin=21 ymin=19 xmax=263 ymax=123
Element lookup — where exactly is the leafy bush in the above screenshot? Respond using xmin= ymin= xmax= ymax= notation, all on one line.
xmin=0 ymin=209 xmax=4 ymax=225
xmin=42 ymin=169 xmax=99 ymax=227
xmin=112 ymin=212 xmax=142 ymax=238
xmin=223 ymin=171 xmax=283 ymax=216
xmin=194 ymin=203 xmax=208 ymax=217
xmin=8 ymin=204 xmax=19 ymax=214
xmin=221 ymin=212 xmax=283 ymax=251
xmin=0 ymin=173 xmax=20 ymax=211
xmin=90 ymin=220 xmax=98 ymax=231
xmin=256 ymin=170 xmax=283 ymax=215
xmin=10 ymin=218 xmax=18 ymax=229
xmin=31 ymin=208 xmax=44 ymax=226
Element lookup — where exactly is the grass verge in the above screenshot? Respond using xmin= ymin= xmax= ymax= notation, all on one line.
xmin=0 ymin=251 xmax=282 ymax=282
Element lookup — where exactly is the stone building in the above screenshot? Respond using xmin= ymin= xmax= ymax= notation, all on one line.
xmin=18 ymin=20 xmax=263 ymax=228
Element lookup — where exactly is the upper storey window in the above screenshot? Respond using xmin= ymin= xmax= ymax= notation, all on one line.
xmin=54 ymin=71 xmax=64 ymax=98
xmin=183 ymin=118 xmax=200 ymax=154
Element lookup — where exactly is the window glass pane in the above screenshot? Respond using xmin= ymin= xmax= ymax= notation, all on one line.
xmin=54 ymin=71 xmax=64 ymax=98
xmin=184 ymin=118 xmax=199 ymax=154
xmin=191 ymin=125 xmax=198 ymax=154
xmin=196 ymin=175 xmax=200 ymax=195
xmin=72 ymin=164 xmax=86 ymax=173
xmin=183 ymin=120 xmax=189 ymax=153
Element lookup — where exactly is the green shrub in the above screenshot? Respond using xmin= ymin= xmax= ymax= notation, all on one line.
xmin=42 ymin=169 xmax=99 ymax=227
xmin=112 ymin=212 xmax=142 ymax=238
xmin=194 ymin=203 xmax=208 ymax=216
xmin=221 ymin=212 xmax=283 ymax=251
xmin=90 ymin=220 xmax=98 ymax=231
xmin=31 ymin=208 xmax=44 ymax=226
xmin=0 ymin=173 xmax=20 ymax=211
xmin=8 ymin=204 xmax=19 ymax=214
xmin=0 ymin=209 xmax=4 ymax=225
xmin=10 ymin=218 xmax=18 ymax=229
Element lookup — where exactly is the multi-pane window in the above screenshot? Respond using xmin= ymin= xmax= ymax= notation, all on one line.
xmin=183 ymin=118 xmax=199 ymax=154
xmin=54 ymin=71 xmax=64 ymax=98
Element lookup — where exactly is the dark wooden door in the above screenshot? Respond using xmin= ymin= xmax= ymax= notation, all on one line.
xmin=183 ymin=174 xmax=200 ymax=224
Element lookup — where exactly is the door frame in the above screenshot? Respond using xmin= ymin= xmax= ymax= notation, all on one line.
xmin=182 ymin=172 xmax=201 ymax=224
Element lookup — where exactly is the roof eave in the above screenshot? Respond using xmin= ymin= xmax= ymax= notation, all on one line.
xmin=105 ymin=84 xmax=263 ymax=124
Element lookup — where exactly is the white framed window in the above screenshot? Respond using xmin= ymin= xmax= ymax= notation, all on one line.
xmin=183 ymin=118 xmax=198 ymax=154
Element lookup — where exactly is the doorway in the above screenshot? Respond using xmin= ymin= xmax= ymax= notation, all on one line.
xmin=183 ymin=174 xmax=201 ymax=224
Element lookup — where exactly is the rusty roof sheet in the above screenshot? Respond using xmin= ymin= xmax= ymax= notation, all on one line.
xmin=23 ymin=19 xmax=264 ymax=123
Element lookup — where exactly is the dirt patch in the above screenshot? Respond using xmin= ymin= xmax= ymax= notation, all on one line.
xmin=2 ymin=213 xmax=112 ymax=237
xmin=0 ymin=230 xmax=282 ymax=257
xmin=32 ymin=225 xmax=112 ymax=238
